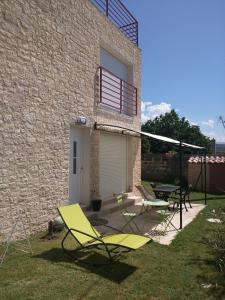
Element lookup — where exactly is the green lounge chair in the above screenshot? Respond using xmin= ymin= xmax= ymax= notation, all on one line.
xmin=58 ymin=204 xmax=151 ymax=264
xmin=137 ymin=184 xmax=162 ymax=203
xmin=136 ymin=184 xmax=169 ymax=213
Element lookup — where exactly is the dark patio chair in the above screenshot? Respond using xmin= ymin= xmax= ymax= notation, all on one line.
xmin=170 ymin=184 xmax=193 ymax=211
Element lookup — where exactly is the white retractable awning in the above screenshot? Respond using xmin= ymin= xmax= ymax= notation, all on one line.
xmin=95 ymin=123 xmax=205 ymax=149
xmin=140 ymin=131 xmax=205 ymax=149
xmin=139 ymin=131 xmax=180 ymax=145
xmin=95 ymin=123 xmax=205 ymax=150
xmin=181 ymin=142 xmax=204 ymax=149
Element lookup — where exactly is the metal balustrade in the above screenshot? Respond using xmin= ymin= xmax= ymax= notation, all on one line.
xmin=98 ymin=66 xmax=137 ymax=117
xmin=91 ymin=0 xmax=138 ymax=46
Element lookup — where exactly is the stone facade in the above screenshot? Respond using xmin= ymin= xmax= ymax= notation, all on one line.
xmin=0 ymin=0 xmax=141 ymax=238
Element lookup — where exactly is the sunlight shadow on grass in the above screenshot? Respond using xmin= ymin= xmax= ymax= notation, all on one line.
xmin=33 ymin=248 xmax=137 ymax=283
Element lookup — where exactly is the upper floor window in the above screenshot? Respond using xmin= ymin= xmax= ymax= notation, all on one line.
xmin=100 ymin=48 xmax=129 ymax=82
xmin=98 ymin=48 xmax=137 ymax=117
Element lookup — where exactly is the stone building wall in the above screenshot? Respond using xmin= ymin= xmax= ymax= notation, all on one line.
xmin=0 ymin=0 xmax=141 ymax=239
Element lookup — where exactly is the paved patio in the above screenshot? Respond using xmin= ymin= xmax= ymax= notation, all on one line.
xmin=150 ymin=203 xmax=206 ymax=245
xmin=89 ymin=202 xmax=206 ymax=245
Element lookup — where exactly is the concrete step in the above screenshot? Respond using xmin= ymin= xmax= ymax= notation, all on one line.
xmin=83 ymin=193 xmax=138 ymax=219
xmin=131 ymin=196 xmax=143 ymax=206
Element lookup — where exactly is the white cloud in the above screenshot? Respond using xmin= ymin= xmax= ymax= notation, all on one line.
xmin=202 ymin=119 xmax=215 ymax=128
xmin=202 ymin=130 xmax=225 ymax=142
xmin=141 ymin=103 xmax=224 ymax=142
xmin=185 ymin=118 xmax=198 ymax=126
xmin=141 ymin=101 xmax=172 ymax=123
xmin=200 ymin=119 xmax=225 ymax=141
xmin=190 ymin=121 xmax=198 ymax=126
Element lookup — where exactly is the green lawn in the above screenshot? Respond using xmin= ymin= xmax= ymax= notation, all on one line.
xmin=1 ymin=192 xmax=225 ymax=300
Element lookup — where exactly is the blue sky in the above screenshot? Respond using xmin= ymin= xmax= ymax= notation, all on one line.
xmin=123 ymin=0 xmax=225 ymax=142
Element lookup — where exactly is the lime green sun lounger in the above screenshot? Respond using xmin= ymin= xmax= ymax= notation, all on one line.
xmin=58 ymin=204 xmax=151 ymax=264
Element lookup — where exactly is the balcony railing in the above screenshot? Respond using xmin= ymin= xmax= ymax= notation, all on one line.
xmin=91 ymin=0 xmax=138 ymax=46
xmin=98 ymin=66 xmax=137 ymax=117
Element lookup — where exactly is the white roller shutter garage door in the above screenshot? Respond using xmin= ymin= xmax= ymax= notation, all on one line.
xmin=99 ymin=133 xmax=127 ymax=198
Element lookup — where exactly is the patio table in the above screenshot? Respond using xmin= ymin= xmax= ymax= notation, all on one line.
xmin=153 ymin=185 xmax=180 ymax=201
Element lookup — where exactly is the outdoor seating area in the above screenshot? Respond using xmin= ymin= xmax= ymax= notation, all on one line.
xmin=92 ymin=200 xmax=205 ymax=245
xmin=0 ymin=181 xmax=207 ymax=268
xmin=88 ymin=182 xmax=206 ymax=246
xmin=1 ymin=191 xmax=225 ymax=300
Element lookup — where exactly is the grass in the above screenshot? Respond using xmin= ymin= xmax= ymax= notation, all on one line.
xmin=1 ymin=192 xmax=225 ymax=300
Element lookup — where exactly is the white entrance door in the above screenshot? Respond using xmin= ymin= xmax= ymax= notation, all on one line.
xmin=69 ymin=127 xmax=81 ymax=203
xmin=69 ymin=127 xmax=90 ymax=204
xmin=99 ymin=132 xmax=127 ymax=199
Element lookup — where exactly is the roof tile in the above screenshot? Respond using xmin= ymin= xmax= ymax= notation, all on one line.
xmin=188 ymin=156 xmax=225 ymax=164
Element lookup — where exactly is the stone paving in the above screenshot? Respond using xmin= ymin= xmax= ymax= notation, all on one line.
xmin=90 ymin=203 xmax=206 ymax=245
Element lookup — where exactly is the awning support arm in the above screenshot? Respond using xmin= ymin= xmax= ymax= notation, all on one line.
xmin=179 ymin=141 xmax=183 ymax=229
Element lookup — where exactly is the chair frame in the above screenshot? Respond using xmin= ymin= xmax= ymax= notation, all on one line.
xmin=155 ymin=207 xmax=179 ymax=234
xmin=115 ymin=194 xmax=142 ymax=233
xmin=170 ymin=185 xmax=193 ymax=212
xmin=136 ymin=184 xmax=157 ymax=201
xmin=136 ymin=185 xmax=179 ymax=234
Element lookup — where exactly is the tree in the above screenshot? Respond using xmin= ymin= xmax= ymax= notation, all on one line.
xmin=142 ymin=110 xmax=213 ymax=153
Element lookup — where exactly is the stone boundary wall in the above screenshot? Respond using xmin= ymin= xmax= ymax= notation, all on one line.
xmin=187 ymin=163 xmax=209 ymax=193
xmin=142 ymin=153 xmax=191 ymax=184
xmin=188 ymin=163 xmax=225 ymax=194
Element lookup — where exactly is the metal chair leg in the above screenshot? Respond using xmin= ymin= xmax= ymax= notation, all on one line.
xmin=121 ymin=216 xmax=134 ymax=232
xmin=156 ymin=208 xmax=179 ymax=235
xmin=188 ymin=195 xmax=192 ymax=208
xmin=183 ymin=201 xmax=188 ymax=212
xmin=132 ymin=219 xmax=142 ymax=234
xmin=121 ymin=216 xmax=141 ymax=233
